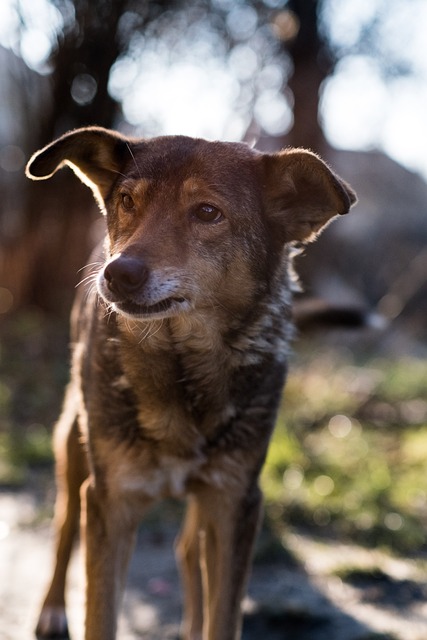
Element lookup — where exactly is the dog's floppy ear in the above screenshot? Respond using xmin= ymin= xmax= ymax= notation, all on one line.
xmin=26 ymin=126 xmax=130 ymax=206
xmin=262 ymin=148 xmax=357 ymax=243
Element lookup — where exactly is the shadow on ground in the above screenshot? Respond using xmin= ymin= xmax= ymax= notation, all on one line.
xmin=2 ymin=478 xmax=425 ymax=640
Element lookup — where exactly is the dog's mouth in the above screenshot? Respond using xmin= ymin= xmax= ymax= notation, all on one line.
xmin=113 ymin=296 xmax=188 ymax=319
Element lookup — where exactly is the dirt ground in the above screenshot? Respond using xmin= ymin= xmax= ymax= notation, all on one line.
xmin=1 ymin=484 xmax=426 ymax=640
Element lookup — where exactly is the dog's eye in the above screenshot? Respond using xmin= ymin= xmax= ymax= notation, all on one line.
xmin=121 ymin=193 xmax=135 ymax=211
xmin=192 ymin=204 xmax=223 ymax=224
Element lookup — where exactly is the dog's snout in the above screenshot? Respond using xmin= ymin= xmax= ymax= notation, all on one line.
xmin=104 ymin=256 xmax=149 ymax=299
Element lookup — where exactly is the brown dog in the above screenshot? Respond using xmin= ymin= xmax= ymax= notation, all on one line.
xmin=26 ymin=127 xmax=356 ymax=640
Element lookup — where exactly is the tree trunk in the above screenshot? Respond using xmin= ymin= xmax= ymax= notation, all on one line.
xmin=1 ymin=0 xmax=127 ymax=315
xmin=281 ymin=0 xmax=332 ymax=154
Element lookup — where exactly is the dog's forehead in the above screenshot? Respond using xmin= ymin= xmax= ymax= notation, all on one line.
xmin=124 ymin=136 xmax=259 ymax=183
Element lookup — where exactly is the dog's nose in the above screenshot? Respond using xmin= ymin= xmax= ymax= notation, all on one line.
xmin=104 ymin=256 xmax=149 ymax=299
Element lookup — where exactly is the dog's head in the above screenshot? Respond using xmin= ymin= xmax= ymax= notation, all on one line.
xmin=26 ymin=127 xmax=356 ymax=322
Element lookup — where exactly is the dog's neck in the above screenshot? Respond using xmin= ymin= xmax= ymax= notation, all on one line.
xmin=77 ymin=261 xmax=292 ymax=454
xmin=116 ymin=307 xmax=242 ymax=396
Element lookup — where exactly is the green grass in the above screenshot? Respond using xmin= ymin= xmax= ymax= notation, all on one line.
xmin=262 ymin=346 xmax=427 ymax=554
xmin=0 ymin=311 xmax=68 ymax=483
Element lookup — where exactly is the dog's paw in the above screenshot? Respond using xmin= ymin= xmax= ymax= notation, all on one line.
xmin=36 ymin=605 xmax=70 ymax=639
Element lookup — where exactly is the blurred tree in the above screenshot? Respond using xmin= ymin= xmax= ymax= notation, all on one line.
xmin=0 ymin=0 xmax=422 ymax=315
xmin=1 ymin=0 xmax=179 ymax=313
xmin=281 ymin=0 xmax=330 ymax=151
xmin=15 ymin=0 xmax=127 ymax=311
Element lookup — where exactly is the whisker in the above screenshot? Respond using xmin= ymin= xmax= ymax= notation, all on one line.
xmin=75 ymin=272 xmax=99 ymax=289
xmin=126 ymin=143 xmax=142 ymax=179
xmin=210 ymin=297 xmax=241 ymax=321
xmin=83 ymin=282 xmax=99 ymax=305
xmin=136 ymin=324 xmax=150 ymax=342
xmin=141 ymin=319 xmax=164 ymax=343
xmin=109 ymin=168 xmax=131 ymax=180
xmin=77 ymin=261 xmax=103 ymax=275
xmin=137 ymin=320 xmax=156 ymax=343
xmin=102 ymin=303 xmax=115 ymax=322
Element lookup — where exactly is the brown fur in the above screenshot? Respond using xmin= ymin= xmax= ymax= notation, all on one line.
xmin=26 ymin=127 xmax=356 ymax=640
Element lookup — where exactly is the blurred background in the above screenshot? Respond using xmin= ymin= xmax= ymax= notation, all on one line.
xmin=0 ymin=2 xmax=427 ymax=635
xmin=1 ymin=0 xmax=427 ymax=323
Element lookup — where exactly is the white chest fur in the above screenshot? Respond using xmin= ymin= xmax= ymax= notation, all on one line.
xmin=113 ymin=453 xmax=206 ymax=500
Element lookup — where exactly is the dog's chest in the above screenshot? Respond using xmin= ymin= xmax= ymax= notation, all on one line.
xmin=92 ymin=306 xmax=290 ymax=501
xmin=109 ymin=447 xmax=241 ymax=502
xmin=116 ymin=329 xmax=238 ymax=441
xmin=104 ymin=365 xmax=241 ymax=501
xmin=116 ymin=455 xmax=203 ymax=498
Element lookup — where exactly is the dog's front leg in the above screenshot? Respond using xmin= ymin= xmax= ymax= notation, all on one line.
xmin=193 ymin=482 xmax=262 ymax=640
xmin=81 ymin=479 xmax=140 ymax=640
xmin=177 ymin=496 xmax=205 ymax=640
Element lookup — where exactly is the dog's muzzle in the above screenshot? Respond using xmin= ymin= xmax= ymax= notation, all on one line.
xmin=99 ymin=255 xmax=188 ymax=320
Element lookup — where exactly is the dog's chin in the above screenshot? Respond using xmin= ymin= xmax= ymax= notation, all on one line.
xmin=107 ymin=296 xmax=190 ymax=321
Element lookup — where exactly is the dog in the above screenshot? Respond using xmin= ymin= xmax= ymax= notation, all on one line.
xmin=26 ymin=127 xmax=356 ymax=640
